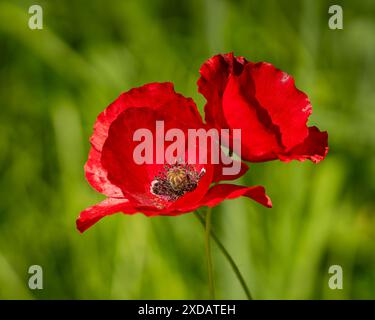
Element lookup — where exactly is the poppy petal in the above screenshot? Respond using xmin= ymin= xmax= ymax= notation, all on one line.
xmin=198 ymin=53 xmax=247 ymax=129
xmin=240 ymin=62 xmax=312 ymax=150
xmin=279 ymin=126 xmax=329 ymax=163
xmin=222 ymin=74 xmax=282 ymax=161
xmin=191 ymin=183 xmax=272 ymax=209
xmin=84 ymin=147 xmax=124 ymax=197
xmin=90 ymin=82 xmax=180 ymax=151
xmin=77 ymin=198 xmax=137 ymax=233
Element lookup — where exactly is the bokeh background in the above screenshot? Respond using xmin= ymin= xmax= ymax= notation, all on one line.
xmin=0 ymin=0 xmax=374 ymax=299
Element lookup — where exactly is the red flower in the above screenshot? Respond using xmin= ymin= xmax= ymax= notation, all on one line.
xmin=77 ymin=83 xmax=271 ymax=233
xmin=198 ymin=53 xmax=328 ymax=163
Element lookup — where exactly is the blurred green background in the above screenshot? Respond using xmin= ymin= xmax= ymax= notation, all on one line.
xmin=0 ymin=0 xmax=374 ymax=299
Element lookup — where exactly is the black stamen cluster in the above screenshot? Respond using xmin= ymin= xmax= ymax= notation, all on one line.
xmin=151 ymin=163 xmax=205 ymax=201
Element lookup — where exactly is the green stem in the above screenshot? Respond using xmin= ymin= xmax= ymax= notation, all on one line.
xmin=205 ymin=207 xmax=215 ymax=299
xmin=194 ymin=211 xmax=253 ymax=300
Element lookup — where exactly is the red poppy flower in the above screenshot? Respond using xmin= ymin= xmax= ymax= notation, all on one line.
xmin=77 ymin=83 xmax=271 ymax=233
xmin=198 ymin=53 xmax=328 ymax=163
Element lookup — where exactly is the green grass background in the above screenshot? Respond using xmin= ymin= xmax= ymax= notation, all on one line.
xmin=0 ymin=0 xmax=374 ymax=299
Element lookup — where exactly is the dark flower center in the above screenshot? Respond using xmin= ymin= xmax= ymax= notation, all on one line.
xmin=150 ymin=163 xmax=205 ymax=201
